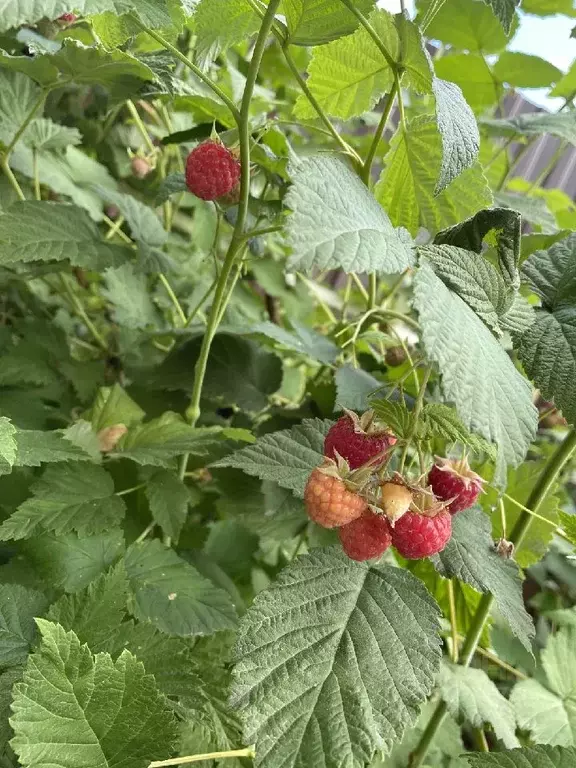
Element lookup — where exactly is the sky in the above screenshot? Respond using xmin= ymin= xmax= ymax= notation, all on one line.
xmin=378 ymin=0 xmax=576 ymax=108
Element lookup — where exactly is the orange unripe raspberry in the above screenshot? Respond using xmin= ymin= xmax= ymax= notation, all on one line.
xmin=304 ymin=468 xmax=367 ymax=528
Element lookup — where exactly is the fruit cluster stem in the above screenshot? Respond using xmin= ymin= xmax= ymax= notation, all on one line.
xmin=182 ymin=0 xmax=282 ymax=426
xmin=408 ymin=426 xmax=576 ymax=768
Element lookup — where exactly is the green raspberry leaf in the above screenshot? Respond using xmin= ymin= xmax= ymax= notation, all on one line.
xmin=23 ymin=531 xmax=125 ymax=593
xmin=370 ymin=398 xmax=413 ymax=440
xmin=286 ymin=155 xmax=414 ymax=274
xmin=93 ymin=187 xmax=167 ymax=250
xmin=559 ymin=511 xmax=576 ymax=546
xmin=124 ymin=539 xmax=238 ymax=636
xmin=0 ymin=585 xmax=48 ymax=668
xmin=433 ymin=78 xmax=480 ymax=194
xmin=376 ymin=117 xmax=492 ymax=237
xmin=481 ymin=0 xmax=519 ymax=33
xmin=435 ymin=54 xmax=500 ymax=110
xmin=510 ymin=628 xmax=576 ymax=746
xmin=103 ymin=264 xmax=161 ymax=330
xmin=231 ymin=549 xmax=442 ymax=768
xmin=420 ymin=0 xmax=514 ymax=52
xmin=552 ymin=60 xmax=576 ymax=99
xmin=522 ymin=233 xmax=576 ymax=308
xmin=194 ymin=0 xmax=259 ymax=70
xmin=89 ymin=384 xmax=145 ymax=432
xmin=251 ymin=321 xmax=339 ymax=364
xmin=482 ymin=112 xmax=576 ymax=145
xmin=439 ymin=662 xmax=519 ymax=747
xmin=414 ymin=262 xmax=537 ymax=472
xmin=465 ymin=746 xmax=576 ymax=767
xmin=0 ymin=202 xmax=128 ymax=269
xmin=431 ymin=506 xmax=535 ymax=651
xmin=46 ymin=564 xmax=129 ymax=653
xmin=214 ymin=418 xmax=330 ymax=496
xmin=335 ymin=365 xmax=383 ymax=411
xmin=420 ymin=243 xmax=509 ymax=335
xmin=493 ymin=52 xmax=563 ymax=88
xmin=13 ymin=428 xmax=96 ymax=466
xmin=143 ymin=468 xmax=191 ymax=541
xmin=518 ymin=234 xmax=576 ymax=425
xmin=284 ymin=0 xmax=375 ymax=45
xmin=293 ymin=9 xmax=398 ymax=120
xmin=113 ymin=415 xmax=240 ymax=468
xmin=0 ymin=463 xmax=125 ymax=541
xmin=0 ymin=0 xmax=172 ymax=33
xmin=0 ymin=418 xmax=16 ymax=477
xmin=483 ymin=462 xmax=560 ymax=567
xmin=418 ymin=403 xmax=497 ymax=460
xmin=153 ymin=333 xmax=283 ymax=412
xmin=0 ymin=41 xmax=155 ymax=100
xmin=434 ymin=206 xmax=522 ymax=289
xmin=396 ymin=15 xmax=434 ymax=94
xmin=10 ymin=620 xmax=178 ymax=768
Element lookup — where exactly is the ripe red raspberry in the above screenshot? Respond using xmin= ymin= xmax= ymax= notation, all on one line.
xmin=185 ymin=141 xmax=240 ymax=201
xmin=304 ymin=466 xmax=367 ymax=528
xmin=391 ymin=489 xmax=452 ymax=559
xmin=428 ymin=457 xmax=484 ymax=514
xmin=339 ymin=512 xmax=392 ymax=561
xmin=324 ymin=410 xmax=397 ymax=470
xmin=57 ymin=13 xmax=77 ymax=22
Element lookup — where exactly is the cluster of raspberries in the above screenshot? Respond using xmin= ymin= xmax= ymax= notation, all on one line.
xmin=304 ymin=411 xmax=484 ymax=562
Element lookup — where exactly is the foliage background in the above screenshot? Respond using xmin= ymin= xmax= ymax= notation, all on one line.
xmin=0 ymin=0 xmax=575 ymax=767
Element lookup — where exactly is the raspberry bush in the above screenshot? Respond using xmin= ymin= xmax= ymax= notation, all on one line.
xmin=0 ymin=1 xmax=574 ymax=768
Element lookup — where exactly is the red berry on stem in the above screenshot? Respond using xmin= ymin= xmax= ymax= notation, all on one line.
xmin=428 ymin=457 xmax=484 ymax=514
xmin=324 ymin=410 xmax=397 ymax=469
xmin=185 ymin=141 xmax=240 ymax=201
xmin=339 ymin=512 xmax=392 ymax=561
xmin=304 ymin=466 xmax=367 ymax=529
xmin=57 ymin=12 xmax=77 ymax=22
xmin=391 ymin=489 xmax=452 ymax=559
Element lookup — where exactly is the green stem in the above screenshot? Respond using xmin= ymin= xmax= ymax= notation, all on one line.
xmin=240 ymin=224 xmax=283 ymax=241
xmin=447 ymin=579 xmax=459 ymax=663
xmin=128 ymin=17 xmax=241 ymax=125
xmin=498 ymin=137 xmax=535 ymax=190
xmin=1 ymin=89 xmax=46 ymax=201
xmin=243 ymin=0 xmax=361 ymax=164
xmin=362 ymin=82 xmax=398 ymax=184
xmin=184 ymin=0 xmax=282 ymax=426
xmin=59 ymin=274 xmax=108 ymax=352
xmin=32 ymin=148 xmax=41 ymax=200
xmin=281 ymin=44 xmax=361 ymax=164
xmin=368 ymin=273 xmax=378 ymax=309
xmin=126 ymin=99 xmax=156 ymax=155
xmin=149 ymin=748 xmax=255 ymax=768
xmin=472 ymin=728 xmax=490 ymax=753
xmin=116 ymin=483 xmax=145 ymax=497
xmin=158 ymin=273 xmax=187 ymax=327
xmin=399 ymin=364 xmax=431 ymax=473
xmin=409 ymin=426 xmax=576 ymax=768
xmin=526 ymin=140 xmax=566 ymax=192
